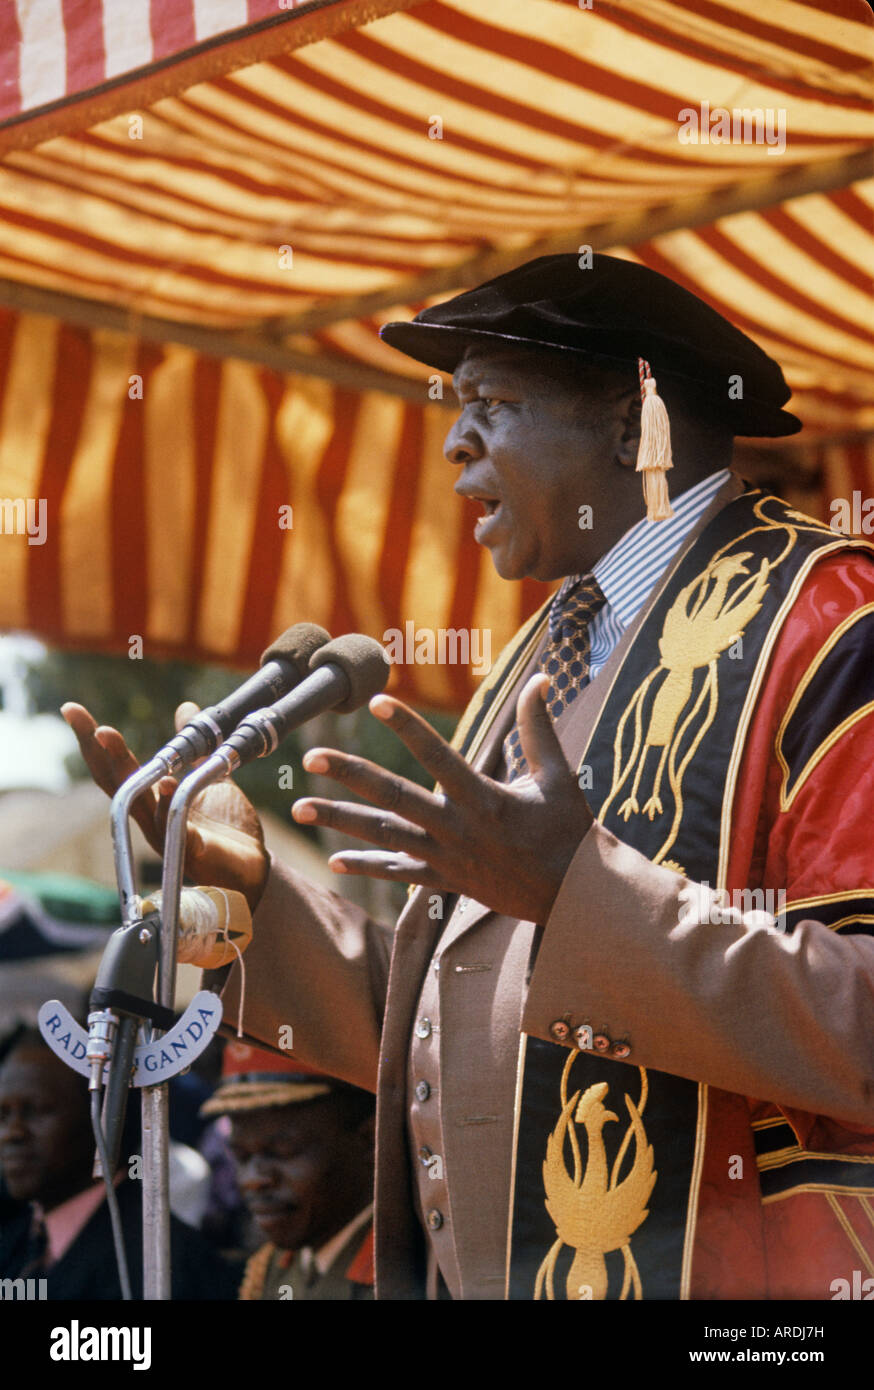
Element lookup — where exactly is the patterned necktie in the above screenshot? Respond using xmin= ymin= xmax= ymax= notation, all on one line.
xmin=503 ymin=573 xmax=606 ymax=780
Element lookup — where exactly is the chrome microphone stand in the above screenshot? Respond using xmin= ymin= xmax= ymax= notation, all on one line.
xmin=144 ymin=763 xmax=218 ymax=1298
xmin=109 ymin=741 xmax=202 ymax=1301
xmin=141 ymin=749 xmax=245 ymax=1299
xmin=107 ymin=747 xmax=218 ymax=1299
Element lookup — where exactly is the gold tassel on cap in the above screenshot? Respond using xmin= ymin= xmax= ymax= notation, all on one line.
xmin=636 ymin=357 xmax=674 ymax=521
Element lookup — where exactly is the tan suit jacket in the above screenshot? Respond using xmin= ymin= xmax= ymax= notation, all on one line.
xmin=212 ymin=477 xmax=874 ymax=1298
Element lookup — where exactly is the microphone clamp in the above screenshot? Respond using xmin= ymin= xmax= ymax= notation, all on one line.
xmin=86 ymin=1009 xmax=118 ymax=1091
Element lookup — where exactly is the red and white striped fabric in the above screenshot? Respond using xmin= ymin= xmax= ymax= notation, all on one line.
xmin=0 ymin=1 xmax=406 ymax=141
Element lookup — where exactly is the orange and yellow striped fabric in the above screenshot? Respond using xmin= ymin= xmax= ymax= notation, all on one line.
xmin=0 ymin=307 xmax=545 ymax=706
xmin=0 ymin=300 xmax=868 ymax=708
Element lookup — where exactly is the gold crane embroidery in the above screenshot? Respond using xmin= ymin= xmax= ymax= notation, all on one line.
xmin=535 ymin=1054 xmax=655 ymax=1301
xmin=598 ymin=552 xmax=770 ymax=862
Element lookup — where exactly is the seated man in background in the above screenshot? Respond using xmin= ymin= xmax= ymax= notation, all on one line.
xmin=0 ymin=1025 xmax=241 ymax=1300
xmin=203 ymin=1043 xmax=375 ymax=1301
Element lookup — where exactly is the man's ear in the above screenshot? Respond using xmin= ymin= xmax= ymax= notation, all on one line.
xmin=614 ymin=389 xmax=642 ymax=468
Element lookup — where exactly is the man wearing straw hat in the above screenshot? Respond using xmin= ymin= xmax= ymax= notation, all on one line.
xmin=66 ymin=254 xmax=874 ymax=1301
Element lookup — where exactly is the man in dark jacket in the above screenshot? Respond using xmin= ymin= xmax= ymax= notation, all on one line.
xmin=0 ymin=1025 xmax=240 ymax=1299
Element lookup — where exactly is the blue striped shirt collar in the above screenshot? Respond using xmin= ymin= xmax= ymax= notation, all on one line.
xmin=590 ymin=468 xmax=734 ymax=631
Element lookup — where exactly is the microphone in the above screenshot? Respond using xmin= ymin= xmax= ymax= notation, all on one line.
xmin=195 ymin=633 xmax=390 ymax=777
xmin=151 ymin=622 xmax=331 ymax=772
xmin=140 ymin=632 xmax=388 ymax=1211
xmin=100 ymin=623 xmax=332 ymax=1175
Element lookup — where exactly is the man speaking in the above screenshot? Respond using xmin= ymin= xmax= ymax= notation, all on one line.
xmin=65 ymin=254 xmax=874 ymax=1300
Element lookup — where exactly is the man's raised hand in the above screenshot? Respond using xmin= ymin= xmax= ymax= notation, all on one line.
xmin=293 ymin=673 xmax=593 ymax=924
xmin=61 ymin=701 xmax=269 ymax=910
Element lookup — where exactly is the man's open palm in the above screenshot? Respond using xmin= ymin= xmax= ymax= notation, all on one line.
xmin=61 ymin=701 xmax=269 ymax=909
xmin=294 ymin=674 xmax=593 ymax=924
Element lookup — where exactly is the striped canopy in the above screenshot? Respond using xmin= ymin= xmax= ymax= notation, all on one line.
xmin=0 ymin=0 xmax=871 ymax=707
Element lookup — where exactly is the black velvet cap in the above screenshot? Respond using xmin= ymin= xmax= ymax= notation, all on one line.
xmin=380 ymin=253 xmax=801 ymax=438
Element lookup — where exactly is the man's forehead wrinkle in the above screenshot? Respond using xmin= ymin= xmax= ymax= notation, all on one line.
xmin=452 ymin=353 xmax=514 ymax=393
xmin=454 ymin=347 xmax=554 ymax=398
xmin=481 ymin=345 xmax=677 ymax=396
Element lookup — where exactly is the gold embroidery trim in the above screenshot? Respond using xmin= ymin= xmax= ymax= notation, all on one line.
xmin=595 ymin=496 xmax=840 ymax=869
xmin=814 ymin=914 xmax=874 ymax=933
xmin=761 ymin=1183 xmax=874 ymax=1204
xmin=561 ymin=497 xmax=828 ymax=1289
xmin=782 ymin=887 xmax=874 ymax=914
xmin=702 ymin=499 xmax=846 ymax=1293
xmin=824 ymin=1193 xmax=874 ymax=1275
xmin=757 ymin=1146 xmax=874 ymax=1171
xmin=515 ymin=497 xmax=862 ymax=1301
xmin=718 ymin=523 xmax=874 ymax=890
xmin=859 ymin=1196 xmax=874 ymax=1231
xmin=679 ymin=1083 xmax=708 ymax=1300
xmin=597 ymin=552 xmax=769 ymax=865
xmin=535 ymin=1052 xmax=655 ymax=1301
xmin=779 ymin=890 xmax=874 ymax=933
xmin=774 ymin=602 xmax=874 ymax=812
xmin=504 ymin=1032 xmax=529 ymax=1301
xmin=450 ymin=596 xmax=551 ymax=761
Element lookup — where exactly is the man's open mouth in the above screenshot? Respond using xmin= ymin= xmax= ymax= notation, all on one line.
xmin=455 ymin=484 xmax=504 ymax=540
xmin=470 ymin=496 xmax=504 ymax=542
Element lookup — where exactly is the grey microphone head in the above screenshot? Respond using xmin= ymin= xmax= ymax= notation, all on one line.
xmin=261 ymin=622 xmax=331 ymax=677
xmin=309 ymin=633 xmax=391 ymax=713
